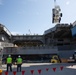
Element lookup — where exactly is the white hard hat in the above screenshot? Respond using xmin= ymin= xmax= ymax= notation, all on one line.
xmin=8 ymin=54 xmax=11 ymax=57
xmin=18 ymin=55 xmax=21 ymax=57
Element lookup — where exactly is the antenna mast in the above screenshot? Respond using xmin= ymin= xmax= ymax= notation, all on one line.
xmin=52 ymin=0 xmax=62 ymax=23
xmin=28 ymin=29 xmax=32 ymax=35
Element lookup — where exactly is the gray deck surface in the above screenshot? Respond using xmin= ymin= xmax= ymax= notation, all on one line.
xmin=0 ymin=63 xmax=76 ymax=75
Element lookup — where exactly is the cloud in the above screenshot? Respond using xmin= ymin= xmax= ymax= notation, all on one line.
xmin=66 ymin=1 xmax=70 ymax=5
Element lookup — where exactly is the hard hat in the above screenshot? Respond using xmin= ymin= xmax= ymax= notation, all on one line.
xmin=8 ymin=54 xmax=11 ymax=57
xmin=18 ymin=55 xmax=21 ymax=58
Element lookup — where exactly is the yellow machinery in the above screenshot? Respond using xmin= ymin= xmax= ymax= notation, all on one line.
xmin=51 ymin=55 xmax=61 ymax=63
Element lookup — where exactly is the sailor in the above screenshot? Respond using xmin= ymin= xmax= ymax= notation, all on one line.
xmin=16 ymin=55 xmax=22 ymax=72
xmin=6 ymin=54 xmax=12 ymax=72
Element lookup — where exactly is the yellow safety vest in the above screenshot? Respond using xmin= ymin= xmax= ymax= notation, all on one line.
xmin=7 ymin=57 xmax=12 ymax=64
xmin=17 ymin=58 xmax=22 ymax=64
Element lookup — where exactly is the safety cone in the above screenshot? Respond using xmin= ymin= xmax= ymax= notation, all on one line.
xmin=60 ymin=66 xmax=63 ymax=71
xmin=46 ymin=68 xmax=49 ymax=71
xmin=31 ymin=70 xmax=34 ymax=75
xmin=22 ymin=70 xmax=25 ymax=75
xmin=5 ymin=71 xmax=8 ymax=75
xmin=38 ymin=69 xmax=41 ymax=74
xmin=53 ymin=68 xmax=56 ymax=72
xmin=13 ymin=71 xmax=16 ymax=75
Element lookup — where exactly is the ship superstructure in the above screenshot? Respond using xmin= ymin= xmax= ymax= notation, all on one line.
xmin=0 ymin=22 xmax=76 ymax=62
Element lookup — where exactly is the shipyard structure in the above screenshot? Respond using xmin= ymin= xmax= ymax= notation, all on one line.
xmin=0 ymin=22 xmax=76 ymax=63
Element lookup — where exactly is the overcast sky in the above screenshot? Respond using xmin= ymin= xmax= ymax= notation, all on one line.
xmin=0 ymin=0 xmax=76 ymax=35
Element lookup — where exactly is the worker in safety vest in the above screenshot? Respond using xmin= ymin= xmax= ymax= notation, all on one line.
xmin=6 ymin=54 xmax=12 ymax=72
xmin=16 ymin=55 xmax=22 ymax=72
